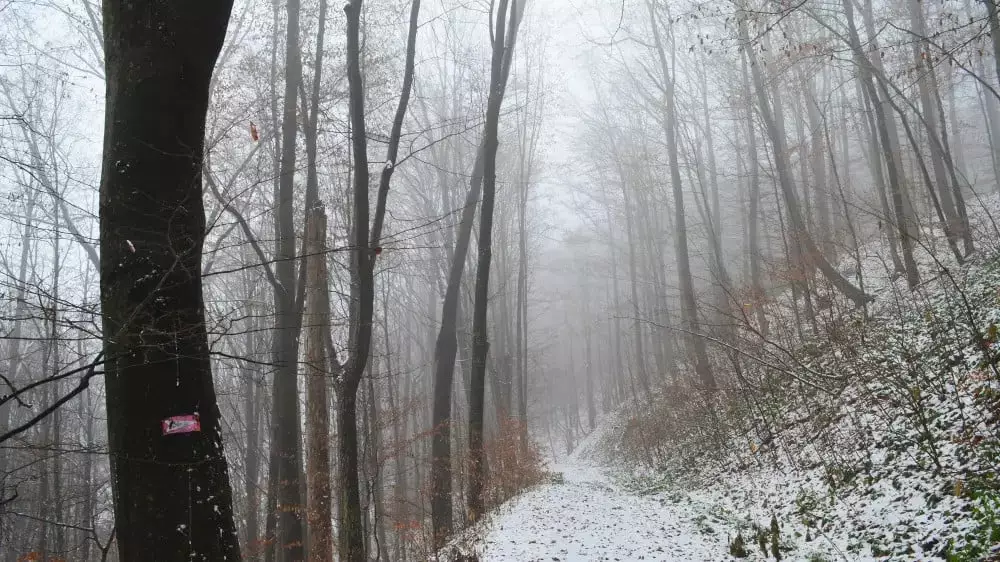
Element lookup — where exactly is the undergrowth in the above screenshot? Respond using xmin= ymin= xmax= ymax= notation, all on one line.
xmin=596 ymin=252 xmax=1000 ymax=560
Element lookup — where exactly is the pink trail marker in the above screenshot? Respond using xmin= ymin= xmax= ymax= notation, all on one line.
xmin=162 ymin=413 xmax=201 ymax=435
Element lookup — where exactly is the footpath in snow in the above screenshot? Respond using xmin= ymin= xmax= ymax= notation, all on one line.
xmin=473 ymin=462 xmax=724 ymax=561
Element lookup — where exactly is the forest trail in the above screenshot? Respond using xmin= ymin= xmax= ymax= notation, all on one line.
xmin=475 ymin=462 xmax=722 ymax=561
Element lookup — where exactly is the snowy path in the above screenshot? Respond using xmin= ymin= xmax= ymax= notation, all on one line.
xmin=475 ymin=463 xmax=724 ymax=561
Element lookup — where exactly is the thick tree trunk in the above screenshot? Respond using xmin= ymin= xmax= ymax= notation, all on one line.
xmin=98 ymin=0 xmax=241 ymax=558
xmin=263 ymin=1 xmax=283 ymax=556
xmin=338 ymin=3 xmax=372 ymax=561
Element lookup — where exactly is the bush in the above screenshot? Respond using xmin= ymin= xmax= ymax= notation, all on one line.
xmin=480 ymin=416 xmax=546 ymax=513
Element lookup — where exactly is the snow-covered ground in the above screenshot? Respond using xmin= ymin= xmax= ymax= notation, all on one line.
xmin=471 ymin=461 xmax=727 ymax=561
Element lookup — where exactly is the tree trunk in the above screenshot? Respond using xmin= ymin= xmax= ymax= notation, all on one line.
xmin=605 ymin=205 xmax=627 ymax=403
xmin=79 ymin=378 xmax=95 ymax=562
xmin=0 ymin=188 xmax=35 ymax=481
xmin=431 ymin=2 xmax=522 ymax=541
xmin=305 ymin=209 xmax=333 ymax=562
xmin=244 ymin=330 xmax=262 ymax=560
xmin=929 ymin=69 xmax=974 ymax=255
xmin=983 ymin=0 xmax=1000 ymax=119
xmin=909 ymin=0 xmax=960 ymax=245
xmin=583 ymin=281 xmax=597 ymax=431
xmin=973 ymin=52 xmax=1000 ymax=188
xmin=338 ymin=3 xmax=372 ymax=561
xmin=700 ymin=62 xmax=733 ymax=338
xmin=469 ymin=0 xmax=514 ymax=518
xmin=619 ymin=172 xmax=651 ymax=397
xmin=270 ymin=0 xmax=306 ymax=554
xmin=861 ymin=0 xmax=919 ymax=236
xmin=98 ymin=0 xmax=241 ymax=558
xmin=740 ymin=11 xmax=872 ymax=305
xmin=739 ymin=49 xmax=769 ymax=339
xmin=857 ymin=78 xmax=905 ymax=274
xmin=647 ymin=1 xmax=715 ymax=388
xmin=842 ymin=0 xmax=922 ymax=287
xmin=804 ymin=76 xmax=834 ymax=259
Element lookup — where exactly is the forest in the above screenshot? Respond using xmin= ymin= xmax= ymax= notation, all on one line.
xmin=1 ymin=0 xmax=999 ymax=560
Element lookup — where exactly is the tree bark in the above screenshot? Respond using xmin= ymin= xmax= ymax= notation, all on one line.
xmin=304 ymin=209 xmax=333 ymax=562
xmin=739 ymin=49 xmax=769 ymax=339
xmin=338 ymin=3 xmax=372 ymax=561
xmin=469 ymin=0 xmax=518 ymax=519
xmin=98 ymin=0 xmax=241 ymax=558
xmin=338 ymin=0 xmax=421 ymax=558
xmin=269 ymin=0 xmax=307 ymax=554
xmin=647 ymin=1 xmax=715 ymax=389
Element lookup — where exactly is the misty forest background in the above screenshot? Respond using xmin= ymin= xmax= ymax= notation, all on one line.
xmin=1 ymin=0 xmax=1000 ymax=559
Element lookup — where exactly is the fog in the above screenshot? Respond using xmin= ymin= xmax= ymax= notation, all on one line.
xmin=1 ymin=0 xmax=998 ymax=559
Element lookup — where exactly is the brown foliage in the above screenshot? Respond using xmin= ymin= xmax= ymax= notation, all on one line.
xmin=477 ymin=417 xmax=545 ymax=514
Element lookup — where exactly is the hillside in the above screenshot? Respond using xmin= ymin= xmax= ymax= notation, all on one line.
xmin=576 ymin=246 xmax=1000 ymax=560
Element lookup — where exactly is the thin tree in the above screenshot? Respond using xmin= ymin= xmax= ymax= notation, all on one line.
xmin=646 ymin=0 xmax=715 ymax=389
xmin=469 ymin=0 xmax=518 ymax=520
xmin=269 ymin=0 xmax=307 ymax=553
xmin=338 ymin=0 xmax=421 ymax=559
xmin=430 ymin=0 xmax=523 ymax=543
xmin=738 ymin=7 xmax=871 ymax=306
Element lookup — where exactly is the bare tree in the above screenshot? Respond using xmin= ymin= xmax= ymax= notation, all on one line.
xmin=469 ymin=0 xmax=520 ymax=520
xmin=97 ymin=0 xmax=241 ymax=558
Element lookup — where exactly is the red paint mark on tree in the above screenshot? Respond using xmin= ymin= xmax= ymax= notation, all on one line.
xmin=162 ymin=413 xmax=201 ymax=435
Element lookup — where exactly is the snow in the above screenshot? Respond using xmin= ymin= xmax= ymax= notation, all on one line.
xmin=443 ymin=197 xmax=1000 ymax=561
xmin=461 ymin=461 xmax=726 ymax=561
